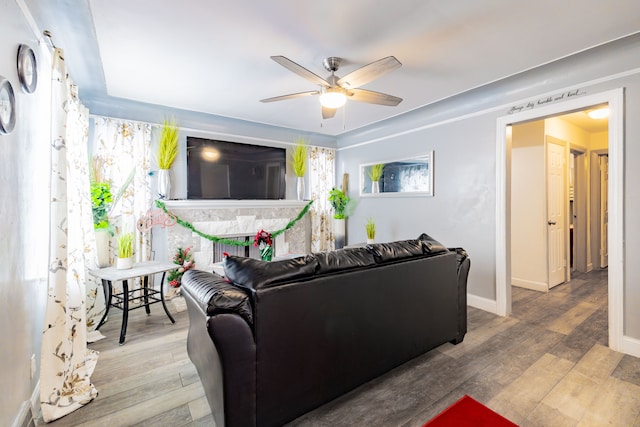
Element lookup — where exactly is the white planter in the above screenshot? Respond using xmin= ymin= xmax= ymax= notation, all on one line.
xmin=371 ymin=181 xmax=380 ymax=193
xmin=157 ymin=168 xmax=172 ymax=200
xmin=95 ymin=228 xmax=110 ymax=268
xmin=116 ymin=256 xmax=134 ymax=270
xmin=296 ymin=176 xmax=305 ymax=201
xmin=333 ymin=218 xmax=346 ymax=249
xmin=367 ymin=238 xmax=375 ymax=245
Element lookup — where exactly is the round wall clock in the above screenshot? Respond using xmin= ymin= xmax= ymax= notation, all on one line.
xmin=0 ymin=77 xmax=16 ymax=135
xmin=17 ymin=44 xmax=37 ymax=94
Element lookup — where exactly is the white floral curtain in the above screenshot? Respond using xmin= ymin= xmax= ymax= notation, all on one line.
xmin=40 ymin=48 xmax=98 ymax=423
xmin=85 ymin=117 xmax=153 ymax=327
xmin=309 ymin=146 xmax=336 ymax=252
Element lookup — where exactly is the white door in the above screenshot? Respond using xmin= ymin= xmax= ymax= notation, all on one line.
xmin=547 ymin=141 xmax=566 ymax=288
xmin=600 ymin=155 xmax=609 ymax=268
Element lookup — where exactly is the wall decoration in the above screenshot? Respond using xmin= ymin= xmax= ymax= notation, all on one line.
xmin=360 ymin=151 xmax=434 ymax=197
xmin=0 ymin=77 xmax=16 ymax=135
xmin=17 ymin=44 xmax=38 ymax=94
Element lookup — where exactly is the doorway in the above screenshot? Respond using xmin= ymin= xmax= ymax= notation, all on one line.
xmin=496 ymin=88 xmax=624 ymax=352
xmin=570 ymin=148 xmax=590 ymax=273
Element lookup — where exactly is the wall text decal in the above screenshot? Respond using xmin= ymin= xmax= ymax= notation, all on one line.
xmin=507 ymin=88 xmax=586 ymax=115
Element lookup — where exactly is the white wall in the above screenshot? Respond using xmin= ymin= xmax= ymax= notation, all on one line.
xmin=0 ymin=0 xmax=51 ymax=425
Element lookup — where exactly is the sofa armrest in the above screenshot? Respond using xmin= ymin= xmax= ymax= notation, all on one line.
xmin=182 ymin=269 xmax=253 ymax=326
xmin=181 ymin=270 xmax=257 ymax=427
xmin=449 ymin=247 xmax=470 ymax=344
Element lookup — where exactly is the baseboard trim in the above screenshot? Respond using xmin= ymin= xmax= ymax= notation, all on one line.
xmin=30 ymin=381 xmax=40 ymax=424
xmin=12 ymin=381 xmax=39 ymax=427
xmin=467 ymin=294 xmax=497 ymax=314
xmin=512 ymin=278 xmax=548 ymax=292
xmin=620 ymin=335 xmax=640 ymax=358
xmin=12 ymin=401 xmax=32 ymax=427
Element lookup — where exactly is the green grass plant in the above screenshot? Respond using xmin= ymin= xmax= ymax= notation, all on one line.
xmin=158 ymin=118 xmax=179 ymax=169
xmin=365 ymin=218 xmax=376 ymax=239
xmin=117 ymin=232 xmax=134 ymax=258
xmin=291 ymin=139 xmax=308 ymax=177
xmin=368 ymin=164 xmax=384 ymax=181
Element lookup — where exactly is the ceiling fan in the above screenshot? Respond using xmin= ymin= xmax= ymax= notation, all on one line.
xmin=260 ymin=55 xmax=403 ymax=119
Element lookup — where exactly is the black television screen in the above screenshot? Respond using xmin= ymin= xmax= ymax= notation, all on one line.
xmin=187 ymin=137 xmax=286 ymax=200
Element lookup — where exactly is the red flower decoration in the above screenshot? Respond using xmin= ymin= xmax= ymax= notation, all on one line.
xmin=254 ymin=229 xmax=273 ymax=247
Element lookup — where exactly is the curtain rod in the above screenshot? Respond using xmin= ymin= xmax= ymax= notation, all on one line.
xmin=43 ymin=30 xmax=56 ymax=49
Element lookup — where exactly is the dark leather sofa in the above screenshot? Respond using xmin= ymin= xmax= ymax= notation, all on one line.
xmin=181 ymin=234 xmax=470 ymax=427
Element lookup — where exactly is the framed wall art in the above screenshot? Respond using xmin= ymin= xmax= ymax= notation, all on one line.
xmin=360 ymin=151 xmax=434 ymax=197
xmin=17 ymin=44 xmax=37 ymax=94
xmin=0 ymin=76 xmax=16 ymax=135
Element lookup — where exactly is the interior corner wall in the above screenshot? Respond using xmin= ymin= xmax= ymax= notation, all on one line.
xmin=1 ymin=1 xmax=52 ymax=425
xmin=511 ymin=121 xmax=547 ymax=290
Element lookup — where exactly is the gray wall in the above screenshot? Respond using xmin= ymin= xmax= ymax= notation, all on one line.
xmin=0 ymin=1 xmax=51 ymax=425
xmin=337 ymin=33 xmax=640 ymax=339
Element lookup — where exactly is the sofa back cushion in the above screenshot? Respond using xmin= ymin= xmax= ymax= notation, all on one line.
xmin=225 ymin=234 xmax=449 ymax=290
xmin=313 ymin=247 xmax=376 ymax=275
xmin=417 ymin=233 xmax=449 ymax=254
xmin=224 ymin=255 xmax=318 ymax=290
xmin=366 ymin=239 xmax=425 ymax=263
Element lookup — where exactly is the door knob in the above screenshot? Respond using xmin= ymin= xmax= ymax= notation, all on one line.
xmin=548 ymin=221 xmax=556 ymax=225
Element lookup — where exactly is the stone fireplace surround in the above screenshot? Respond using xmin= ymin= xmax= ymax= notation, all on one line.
xmin=162 ymin=200 xmax=311 ymax=271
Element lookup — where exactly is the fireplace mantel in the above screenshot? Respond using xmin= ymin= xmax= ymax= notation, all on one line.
xmin=162 ymin=199 xmax=311 ymax=270
xmin=163 ymin=199 xmax=309 ymax=209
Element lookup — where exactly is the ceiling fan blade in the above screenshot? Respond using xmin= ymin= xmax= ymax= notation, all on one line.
xmin=271 ymin=56 xmax=331 ymax=87
xmin=260 ymin=90 xmax=319 ymax=103
xmin=322 ymin=106 xmax=337 ymax=119
xmin=348 ymin=88 xmax=402 ymax=106
xmin=337 ymin=56 xmax=401 ymax=89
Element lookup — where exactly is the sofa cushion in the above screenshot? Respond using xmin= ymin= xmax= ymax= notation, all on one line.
xmin=366 ymin=239 xmax=425 ymax=263
xmin=313 ymin=247 xmax=377 ymax=275
xmin=182 ymin=269 xmax=253 ymax=325
xmin=224 ymin=255 xmax=318 ymax=290
xmin=417 ymin=233 xmax=449 ymax=254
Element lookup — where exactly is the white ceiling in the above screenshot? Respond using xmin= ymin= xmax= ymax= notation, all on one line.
xmin=27 ymin=0 xmax=639 ymax=136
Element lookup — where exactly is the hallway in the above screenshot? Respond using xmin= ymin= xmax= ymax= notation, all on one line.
xmin=511 ymin=269 xmax=609 ymax=363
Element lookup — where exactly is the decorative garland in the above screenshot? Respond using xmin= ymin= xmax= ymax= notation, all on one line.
xmin=154 ymin=199 xmax=314 ymax=246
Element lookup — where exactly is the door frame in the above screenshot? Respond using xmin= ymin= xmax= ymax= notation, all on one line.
xmin=495 ymin=88 xmax=624 ymax=352
xmin=570 ymin=146 xmax=589 ymax=273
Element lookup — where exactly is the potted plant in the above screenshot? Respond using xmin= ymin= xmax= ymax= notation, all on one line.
xmin=91 ymin=157 xmax=113 ymax=267
xmin=365 ymin=218 xmax=376 ymax=244
xmin=116 ymin=232 xmax=135 ymax=269
xmin=157 ymin=118 xmax=179 ymax=199
xmin=291 ymin=138 xmax=308 ymax=201
xmin=368 ymin=164 xmax=384 ymax=193
xmin=328 ymin=188 xmax=350 ymax=219
xmin=90 ymin=157 xmax=137 ymax=267
xmin=329 ymin=188 xmax=352 ymax=249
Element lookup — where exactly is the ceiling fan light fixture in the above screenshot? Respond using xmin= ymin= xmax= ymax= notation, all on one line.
xmin=587 ymin=107 xmax=609 ymax=119
xmin=319 ymin=87 xmax=346 ymax=109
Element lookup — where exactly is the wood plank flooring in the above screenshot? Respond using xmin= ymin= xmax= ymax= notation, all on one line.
xmin=37 ymin=269 xmax=640 ymax=426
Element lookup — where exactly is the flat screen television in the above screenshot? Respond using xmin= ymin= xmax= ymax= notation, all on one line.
xmin=187 ymin=137 xmax=286 ymax=200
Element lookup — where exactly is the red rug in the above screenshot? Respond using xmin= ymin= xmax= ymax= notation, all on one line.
xmin=423 ymin=395 xmax=518 ymax=426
